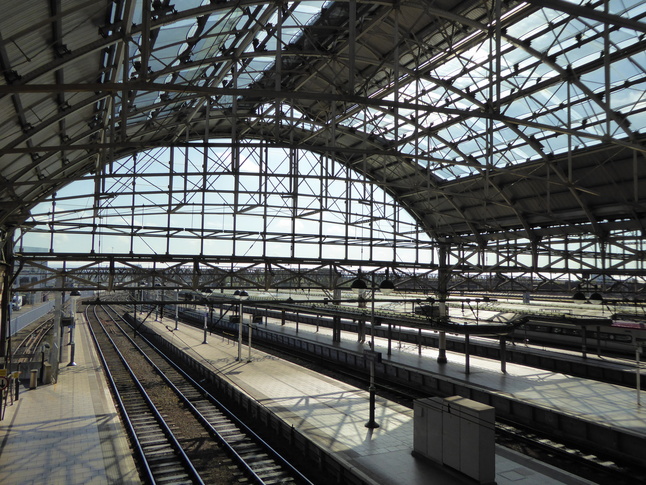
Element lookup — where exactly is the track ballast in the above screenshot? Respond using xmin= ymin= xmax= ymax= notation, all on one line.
xmin=86 ymin=303 xmax=314 ymax=485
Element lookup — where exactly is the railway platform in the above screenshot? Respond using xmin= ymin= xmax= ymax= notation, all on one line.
xmin=138 ymin=311 xmax=602 ymax=485
xmin=0 ymin=320 xmax=140 ymax=485
xmin=253 ymin=313 xmax=646 ymax=437
xmin=1 ymin=305 xmax=640 ymax=485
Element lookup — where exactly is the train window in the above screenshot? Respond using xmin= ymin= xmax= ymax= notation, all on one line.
xmin=599 ymin=333 xmax=611 ymax=340
xmin=614 ymin=335 xmax=632 ymax=343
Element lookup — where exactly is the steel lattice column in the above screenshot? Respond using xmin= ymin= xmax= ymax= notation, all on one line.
xmin=437 ymin=242 xmax=449 ymax=364
xmin=0 ymin=230 xmax=14 ymax=363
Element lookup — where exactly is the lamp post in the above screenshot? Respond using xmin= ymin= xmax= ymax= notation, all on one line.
xmin=637 ymin=340 xmax=644 ymax=407
xmin=68 ymin=289 xmax=81 ymax=366
xmin=247 ymin=317 xmax=253 ymax=363
xmin=154 ymin=284 xmax=160 ymax=321
xmin=202 ymin=288 xmax=212 ymax=344
xmin=352 ymin=276 xmax=394 ymax=429
xmin=175 ymin=289 xmax=179 ymax=330
xmin=351 ymin=279 xmax=368 ymax=342
xmin=235 ymin=290 xmax=249 ymax=361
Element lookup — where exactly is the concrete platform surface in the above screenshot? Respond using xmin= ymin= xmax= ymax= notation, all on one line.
xmin=142 ymin=312 xmax=598 ymax=485
xmin=0 ymin=320 xmax=140 ymax=485
xmin=2 ymin=304 xmax=628 ymax=485
xmin=266 ymin=316 xmax=646 ymax=437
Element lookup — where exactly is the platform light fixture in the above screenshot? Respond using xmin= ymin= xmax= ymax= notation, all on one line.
xmin=202 ymin=288 xmax=213 ymax=339
xmin=352 ymin=276 xmax=396 ymax=429
xmin=235 ymin=290 xmax=249 ymax=360
xmin=201 ymin=288 xmax=212 ymax=343
xmin=68 ymin=289 xmax=81 ymax=366
xmin=174 ymin=288 xmax=179 ymax=330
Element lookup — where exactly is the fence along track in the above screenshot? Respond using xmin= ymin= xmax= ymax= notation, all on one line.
xmin=98 ymin=304 xmax=314 ymax=485
xmin=86 ymin=306 xmax=203 ymax=485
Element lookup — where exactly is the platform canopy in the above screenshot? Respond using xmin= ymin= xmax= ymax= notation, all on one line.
xmin=1 ymin=0 xmax=646 ymax=249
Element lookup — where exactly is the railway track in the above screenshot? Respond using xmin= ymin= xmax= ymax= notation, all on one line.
xmin=11 ymin=319 xmax=52 ymax=371
xmin=16 ymin=320 xmax=52 ymax=354
xmin=86 ymin=303 xmax=314 ymax=485
xmin=164 ymin=304 xmax=644 ymax=485
xmin=110 ymin=300 xmax=646 ymax=483
xmin=242 ymin=325 xmax=646 ymax=485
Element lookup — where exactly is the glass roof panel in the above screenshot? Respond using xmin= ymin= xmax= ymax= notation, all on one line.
xmin=116 ymin=0 xmax=646 ymax=184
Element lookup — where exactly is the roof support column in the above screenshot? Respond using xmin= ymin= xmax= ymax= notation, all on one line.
xmin=437 ymin=241 xmax=449 ymax=364
xmin=348 ymin=0 xmax=355 ymax=94
xmin=50 ymin=276 xmax=63 ymax=383
xmin=0 ymin=230 xmax=14 ymax=363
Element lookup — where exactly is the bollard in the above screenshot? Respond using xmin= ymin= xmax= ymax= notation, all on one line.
xmin=67 ymin=342 xmax=77 ymax=366
xmin=42 ymin=362 xmax=52 ymax=384
xmin=29 ymin=369 xmax=38 ymax=389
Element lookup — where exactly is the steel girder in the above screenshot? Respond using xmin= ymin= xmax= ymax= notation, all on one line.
xmin=1 ymin=0 xmax=646 ymax=296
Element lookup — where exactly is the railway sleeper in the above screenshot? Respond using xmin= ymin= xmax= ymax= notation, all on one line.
xmin=264 ymin=478 xmax=297 ymax=485
xmin=148 ymin=461 xmax=187 ymax=474
xmin=238 ymin=449 xmax=269 ymax=461
xmin=225 ymin=435 xmax=255 ymax=446
xmin=246 ymin=457 xmax=280 ymax=467
xmin=143 ymin=454 xmax=184 ymax=471
xmin=200 ymin=412 xmax=226 ymax=422
xmin=121 ymin=399 xmax=149 ymax=408
xmin=260 ymin=478 xmax=296 ymax=485
xmin=136 ymin=427 xmax=166 ymax=437
xmin=212 ymin=424 xmax=241 ymax=434
xmin=237 ymin=446 xmax=265 ymax=457
xmin=146 ymin=454 xmax=186 ymax=465
xmin=129 ymin=416 xmax=157 ymax=425
xmin=152 ymin=477 xmax=192 ymax=485
xmin=137 ymin=433 xmax=168 ymax=446
xmin=231 ymin=440 xmax=260 ymax=450
xmin=178 ymin=391 xmax=202 ymax=400
xmin=205 ymin=411 xmax=232 ymax=420
xmin=151 ymin=470 xmax=194 ymax=483
xmin=192 ymin=406 xmax=220 ymax=418
xmin=130 ymin=418 xmax=159 ymax=428
xmin=218 ymin=426 xmax=246 ymax=436
xmin=259 ymin=473 xmax=296 ymax=484
xmin=251 ymin=466 xmax=290 ymax=478
xmin=181 ymin=389 xmax=203 ymax=400
xmin=141 ymin=444 xmax=177 ymax=456
xmin=209 ymin=418 xmax=239 ymax=429
xmin=251 ymin=465 xmax=285 ymax=477
xmin=192 ymin=403 xmax=217 ymax=413
xmin=196 ymin=407 xmax=227 ymax=418
xmin=241 ymin=454 xmax=274 ymax=466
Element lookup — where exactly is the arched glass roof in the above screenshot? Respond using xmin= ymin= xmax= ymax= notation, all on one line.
xmin=1 ymin=0 xmax=646 ymax=248
xmin=22 ymin=142 xmax=436 ymax=267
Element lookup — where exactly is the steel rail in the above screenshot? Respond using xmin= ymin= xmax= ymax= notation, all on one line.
xmin=103 ymin=303 xmax=314 ymax=485
xmin=86 ymin=306 xmax=204 ymax=485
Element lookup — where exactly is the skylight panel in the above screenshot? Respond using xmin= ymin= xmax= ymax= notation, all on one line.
xmin=506 ymin=9 xmax=556 ymax=41
xmin=429 ymin=56 xmax=466 ymax=80
xmin=612 ymin=0 xmax=646 ymax=17
xmin=626 ymin=106 xmax=646 ymax=131
xmin=108 ymin=0 xmax=646 ymax=190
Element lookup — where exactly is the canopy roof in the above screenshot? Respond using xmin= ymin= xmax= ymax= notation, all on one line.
xmin=1 ymin=0 xmax=645 ymax=246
